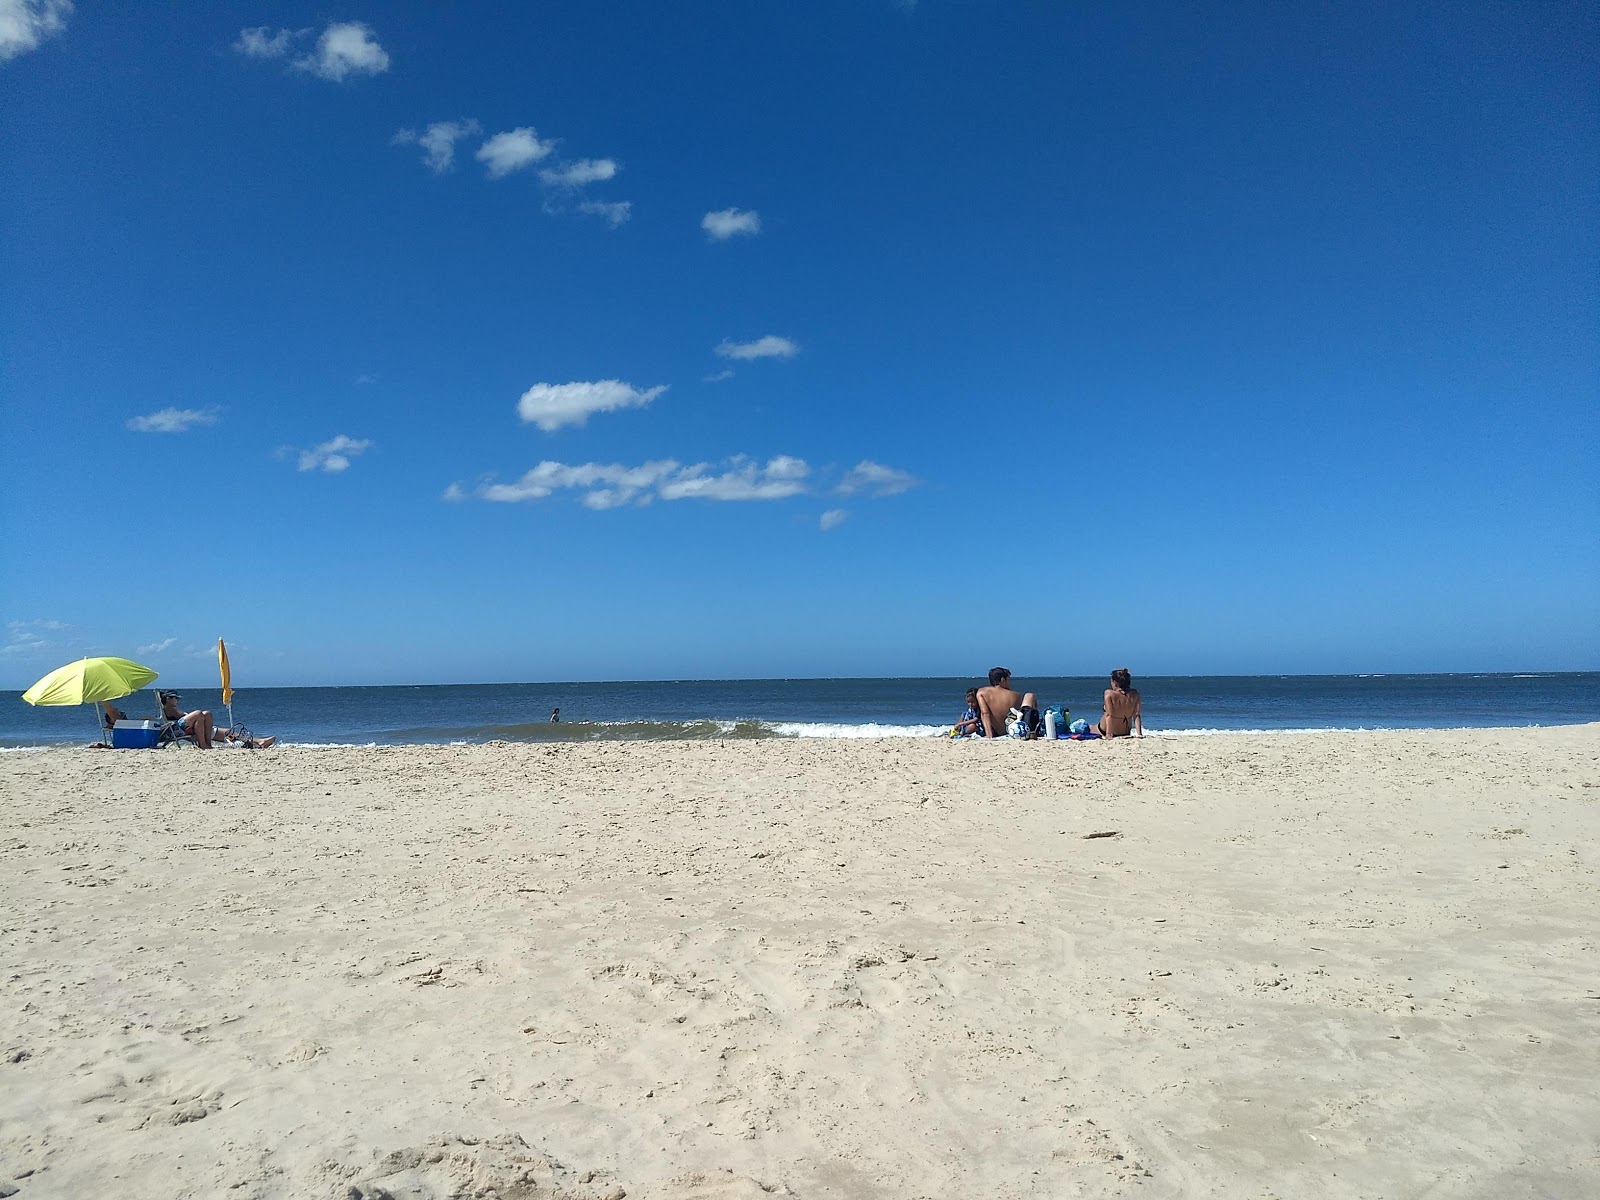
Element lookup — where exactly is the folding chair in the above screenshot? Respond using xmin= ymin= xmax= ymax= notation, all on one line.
xmin=155 ymin=691 xmax=201 ymax=749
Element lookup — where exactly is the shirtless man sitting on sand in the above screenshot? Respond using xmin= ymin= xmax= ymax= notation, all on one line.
xmin=976 ymin=667 xmax=1040 ymax=738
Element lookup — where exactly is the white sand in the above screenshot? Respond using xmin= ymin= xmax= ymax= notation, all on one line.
xmin=2 ymin=726 xmax=1598 ymax=1199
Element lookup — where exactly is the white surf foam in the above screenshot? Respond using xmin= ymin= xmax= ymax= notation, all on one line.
xmin=767 ymin=721 xmax=950 ymax=739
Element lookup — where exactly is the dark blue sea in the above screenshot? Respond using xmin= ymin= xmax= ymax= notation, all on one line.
xmin=3 ymin=673 xmax=1597 ymax=749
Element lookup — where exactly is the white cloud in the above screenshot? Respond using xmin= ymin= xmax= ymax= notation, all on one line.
xmin=394 ymin=119 xmax=480 ymax=172
xmin=137 ymin=637 xmax=176 ymax=656
xmin=541 ymin=158 xmax=618 ymax=188
xmin=233 ymin=25 xmax=300 ymax=59
xmin=126 ymin=407 xmax=219 ymax=434
xmin=0 ymin=0 xmax=71 ymax=62
xmin=657 ymin=455 xmax=809 ymax=502
xmin=477 ymin=127 xmax=555 ymax=178
xmin=482 ymin=460 xmax=681 ymax=507
xmin=473 ymin=455 xmax=812 ymax=508
xmin=354 ymin=372 xmax=378 ymax=385
xmin=441 ymin=482 xmax=466 ymax=502
xmin=296 ymin=21 xmax=389 ymax=81
xmin=702 ymin=208 xmax=761 ymax=240
xmin=4 ymin=618 xmax=70 ymax=656
xmin=715 ymin=335 xmax=798 ymax=361
xmin=819 ymin=508 xmax=848 ymax=532
xmin=702 ymin=369 xmax=735 ymax=383
xmin=297 ymin=434 xmax=372 ymax=473
xmin=516 ymin=379 xmax=665 ymax=432
xmin=837 ymin=459 xmax=919 ymax=497
xmin=578 ymin=199 xmax=631 ymax=227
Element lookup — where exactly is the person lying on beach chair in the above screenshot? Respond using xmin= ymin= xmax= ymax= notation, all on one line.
xmin=159 ymin=691 xmax=277 ymax=749
xmin=160 ymin=691 xmax=216 ymax=748
xmin=98 ymin=701 xmax=129 ymax=745
xmin=223 ymin=722 xmax=276 ymax=749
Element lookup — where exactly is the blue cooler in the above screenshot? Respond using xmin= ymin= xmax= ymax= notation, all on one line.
xmin=110 ymin=720 xmax=161 ymax=749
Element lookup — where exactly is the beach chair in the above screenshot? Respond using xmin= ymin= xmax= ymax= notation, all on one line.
xmin=155 ymin=691 xmax=200 ymax=749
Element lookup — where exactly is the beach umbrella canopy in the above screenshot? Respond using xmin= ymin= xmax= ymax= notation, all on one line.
xmin=218 ymin=638 xmax=232 ymax=707
xmin=21 ymin=657 xmax=159 ymax=706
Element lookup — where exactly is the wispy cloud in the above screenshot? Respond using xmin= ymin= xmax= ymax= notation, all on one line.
xmin=4 ymin=618 xmax=71 ymax=656
xmin=837 ymin=459 xmax=919 ymax=497
xmin=659 ymin=455 xmax=809 ymax=502
xmin=393 ymin=119 xmax=480 ymax=173
xmin=516 ymin=380 xmax=666 ymax=432
xmin=235 ymin=22 xmax=389 ymax=81
xmin=702 ymin=208 xmax=761 ymax=240
xmin=0 ymin=0 xmax=71 ymax=62
xmin=126 ymin=407 xmax=219 ymax=434
xmin=715 ymin=335 xmax=798 ymax=361
xmin=702 ymin=369 xmax=735 ymax=383
xmin=577 ymin=199 xmax=631 ymax=227
xmin=477 ymin=127 xmax=555 ymax=178
xmin=819 ymin=508 xmax=848 ymax=532
xmin=541 ymin=158 xmax=618 ymax=188
xmin=137 ymin=637 xmax=176 ymax=656
xmin=480 ymin=460 xmax=682 ymax=508
xmin=298 ymin=21 xmax=388 ymax=81
xmin=394 ymin=121 xmax=624 ymax=224
xmin=354 ymin=372 xmax=378 ymax=385
xmin=468 ymin=455 xmax=812 ymax=509
xmin=233 ymin=25 xmax=300 ymax=59
xmin=297 ymin=434 xmax=372 ymax=473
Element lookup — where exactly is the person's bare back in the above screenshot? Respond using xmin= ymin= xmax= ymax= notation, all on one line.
xmin=1093 ymin=667 xmax=1143 ymax=738
xmin=976 ymin=667 xmax=1035 ymax=737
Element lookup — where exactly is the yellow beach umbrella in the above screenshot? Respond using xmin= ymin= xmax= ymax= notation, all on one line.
xmin=218 ymin=638 xmax=233 ymax=707
xmin=217 ymin=637 xmax=235 ymax=727
xmin=22 ymin=656 xmax=158 ymax=706
xmin=23 ymin=656 xmax=159 ymax=743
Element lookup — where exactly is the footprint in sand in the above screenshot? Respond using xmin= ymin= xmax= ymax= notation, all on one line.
xmin=341 ymin=1137 xmax=793 ymax=1200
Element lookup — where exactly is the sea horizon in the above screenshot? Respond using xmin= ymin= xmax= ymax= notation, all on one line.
xmin=7 ymin=671 xmax=1598 ymax=749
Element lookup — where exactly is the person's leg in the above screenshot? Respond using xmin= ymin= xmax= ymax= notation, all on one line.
xmin=1018 ymin=693 xmax=1040 ymax=737
xmin=187 ymin=710 xmax=214 ymax=748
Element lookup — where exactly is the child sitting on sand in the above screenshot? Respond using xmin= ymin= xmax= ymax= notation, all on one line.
xmin=951 ymin=687 xmax=983 ymax=737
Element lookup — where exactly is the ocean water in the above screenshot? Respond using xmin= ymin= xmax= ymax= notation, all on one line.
xmin=3 ymin=673 xmax=1597 ymax=749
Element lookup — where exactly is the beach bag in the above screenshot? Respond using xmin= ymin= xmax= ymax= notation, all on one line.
xmin=1069 ymin=718 xmax=1090 ymax=735
xmin=1008 ymin=705 xmax=1043 ymax=738
xmin=1045 ymin=705 xmax=1068 ymax=736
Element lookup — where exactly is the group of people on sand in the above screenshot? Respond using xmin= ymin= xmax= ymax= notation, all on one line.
xmin=102 ymin=692 xmax=276 ymax=749
xmin=954 ymin=667 xmax=1143 ymax=740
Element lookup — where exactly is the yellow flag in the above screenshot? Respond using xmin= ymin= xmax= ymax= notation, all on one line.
xmin=218 ymin=638 xmax=233 ymax=706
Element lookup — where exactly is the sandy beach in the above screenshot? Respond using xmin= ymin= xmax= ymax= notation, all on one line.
xmin=2 ymin=726 xmax=1597 ymax=1199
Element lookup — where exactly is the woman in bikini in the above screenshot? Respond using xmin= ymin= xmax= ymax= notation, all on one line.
xmin=1092 ymin=668 xmax=1143 ymax=738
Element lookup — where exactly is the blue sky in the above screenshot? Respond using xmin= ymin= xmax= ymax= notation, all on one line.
xmin=2 ymin=1 xmax=1596 ymax=688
